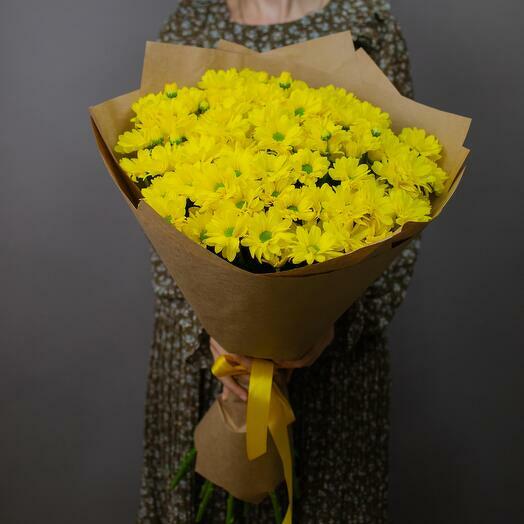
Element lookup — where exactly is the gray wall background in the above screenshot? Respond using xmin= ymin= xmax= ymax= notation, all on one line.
xmin=1 ymin=1 xmax=523 ymax=522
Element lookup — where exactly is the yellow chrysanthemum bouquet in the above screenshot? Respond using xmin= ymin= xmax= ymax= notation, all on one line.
xmin=90 ymin=33 xmax=470 ymax=522
xmin=116 ymin=68 xmax=447 ymax=272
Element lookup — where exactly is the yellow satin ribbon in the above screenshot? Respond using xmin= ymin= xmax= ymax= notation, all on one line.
xmin=212 ymin=354 xmax=295 ymax=524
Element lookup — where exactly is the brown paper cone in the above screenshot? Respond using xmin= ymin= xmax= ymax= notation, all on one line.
xmin=89 ymin=31 xmax=472 ymax=503
xmin=194 ymin=396 xmax=284 ymax=502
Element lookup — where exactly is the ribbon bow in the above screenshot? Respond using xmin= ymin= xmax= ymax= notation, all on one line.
xmin=212 ymin=354 xmax=295 ymax=524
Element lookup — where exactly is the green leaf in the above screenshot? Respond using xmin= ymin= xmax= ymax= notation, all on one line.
xmin=225 ymin=493 xmax=235 ymax=524
xmin=170 ymin=448 xmax=196 ymax=490
xmin=196 ymin=481 xmax=214 ymax=522
xmin=269 ymin=491 xmax=282 ymax=524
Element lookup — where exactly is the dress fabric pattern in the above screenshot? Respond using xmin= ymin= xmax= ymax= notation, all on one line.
xmin=138 ymin=1 xmax=418 ymax=522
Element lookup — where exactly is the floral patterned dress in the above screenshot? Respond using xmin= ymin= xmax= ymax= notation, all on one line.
xmin=138 ymin=1 xmax=418 ymax=522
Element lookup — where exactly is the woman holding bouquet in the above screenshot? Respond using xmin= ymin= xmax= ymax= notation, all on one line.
xmin=138 ymin=1 xmax=418 ymax=522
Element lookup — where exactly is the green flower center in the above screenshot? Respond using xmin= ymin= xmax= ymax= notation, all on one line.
xmin=214 ymin=182 xmax=225 ymax=191
xmin=302 ymin=164 xmax=313 ymax=174
xmin=166 ymin=91 xmax=177 ymax=99
xmin=236 ymin=200 xmax=246 ymax=209
xmin=196 ymin=101 xmax=209 ymax=116
xmin=234 ymin=169 xmax=242 ymax=177
xmin=224 ymin=227 xmax=234 ymax=237
xmin=271 ymin=190 xmax=280 ymax=197
xmin=259 ymin=230 xmax=272 ymax=242
xmin=309 ymin=244 xmax=320 ymax=253
xmin=148 ymin=137 xmax=164 ymax=148
xmin=199 ymin=230 xmax=208 ymax=242
xmin=287 ymin=205 xmax=299 ymax=212
xmin=321 ymin=131 xmax=332 ymax=141
xmin=294 ymin=107 xmax=305 ymax=116
xmin=171 ymin=136 xmax=187 ymax=145
xmin=279 ymin=82 xmax=291 ymax=89
xmin=371 ymin=129 xmax=381 ymax=137
xmin=273 ymin=132 xmax=285 ymax=142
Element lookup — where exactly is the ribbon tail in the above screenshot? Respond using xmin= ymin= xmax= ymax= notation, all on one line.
xmin=246 ymin=359 xmax=274 ymax=460
xmin=269 ymin=386 xmax=295 ymax=524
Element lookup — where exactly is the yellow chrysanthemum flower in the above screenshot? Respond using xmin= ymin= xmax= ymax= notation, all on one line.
xmin=286 ymin=88 xmax=323 ymax=119
xmin=254 ymin=114 xmax=303 ymax=153
xmin=116 ymin=68 xmax=447 ymax=269
xmin=162 ymin=113 xmax=198 ymax=145
xmin=273 ymin=188 xmax=316 ymax=222
xmin=176 ymin=136 xmax=223 ymax=164
xmin=229 ymin=181 xmax=265 ymax=214
xmin=241 ymin=209 xmax=293 ymax=264
xmin=215 ymin=146 xmax=258 ymax=180
xmin=352 ymin=179 xmax=395 ymax=228
xmin=274 ymin=71 xmax=294 ymax=90
xmin=389 ymin=188 xmax=432 ymax=226
xmin=290 ymin=149 xmax=330 ymax=186
xmin=198 ymin=68 xmax=241 ymax=90
xmin=362 ymin=220 xmax=394 ymax=244
xmin=319 ymin=184 xmax=368 ymax=224
xmin=354 ymin=101 xmax=391 ymax=130
xmin=372 ymin=152 xmax=435 ymax=194
xmin=430 ymin=165 xmax=448 ymax=195
xmin=302 ymin=117 xmax=343 ymax=153
xmin=191 ymin=163 xmax=239 ymax=210
xmin=289 ymin=225 xmax=343 ymax=265
xmin=253 ymin=152 xmax=291 ymax=183
xmin=163 ymin=82 xmax=178 ymax=98
xmin=174 ymin=86 xmax=209 ymax=115
xmin=183 ymin=210 xmax=212 ymax=245
xmin=341 ymin=122 xmax=381 ymax=158
xmin=115 ymin=126 xmax=163 ymax=154
xmin=399 ymin=127 xmax=443 ymax=160
xmin=119 ymin=143 xmax=176 ymax=180
xmin=197 ymin=108 xmax=250 ymax=143
xmin=322 ymin=219 xmax=368 ymax=253
xmin=328 ymin=156 xmax=370 ymax=184
xmin=205 ymin=206 xmax=248 ymax=262
xmin=141 ymin=181 xmax=187 ymax=227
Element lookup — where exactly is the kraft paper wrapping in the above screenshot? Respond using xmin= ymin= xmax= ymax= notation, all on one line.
xmin=89 ymin=32 xmax=471 ymax=502
xmin=194 ymin=395 xmax=284 ymax=503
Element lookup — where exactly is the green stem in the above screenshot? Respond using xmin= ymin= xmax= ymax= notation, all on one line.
xmin=199 ymin=478 xmax=210 ymax=500
xmin=225 ymin=493 xmax=235 ymax=524
xmin=170 ymin=448 xmax=197 ymax=490
xmin=196 ymin=481 xmax=214 ymax=522
xmin=269 ymin=491 xmax=282 ymax=524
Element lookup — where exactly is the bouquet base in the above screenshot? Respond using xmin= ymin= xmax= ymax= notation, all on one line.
xmin=195 ymin=396 xmax=284 ymax=503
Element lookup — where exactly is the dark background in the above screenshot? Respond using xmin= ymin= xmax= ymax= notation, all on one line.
xmin=2 ymin=1 xmax=523 ymax=522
